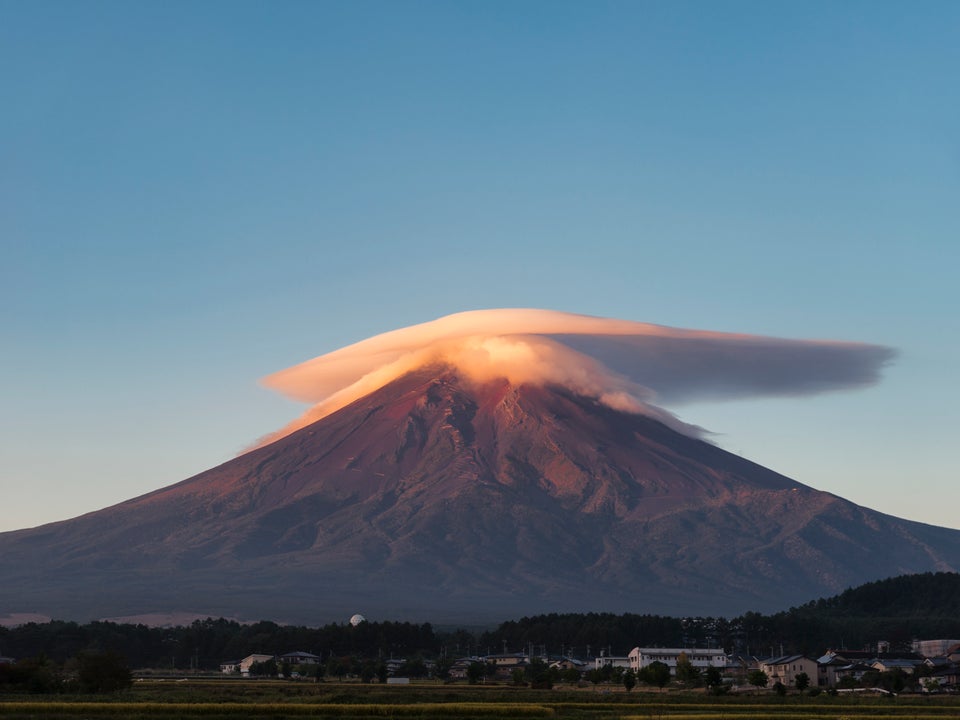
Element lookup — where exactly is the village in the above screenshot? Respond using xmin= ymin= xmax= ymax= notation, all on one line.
xmin=218 ymin=638 xmax=960 ymax=694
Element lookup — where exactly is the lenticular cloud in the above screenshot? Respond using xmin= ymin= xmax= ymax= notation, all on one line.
xmin=257 ymin=309 xmax=894 ymax=447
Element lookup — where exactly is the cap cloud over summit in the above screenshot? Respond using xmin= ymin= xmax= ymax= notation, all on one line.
xmin=257 ymin=308 xmax=895 ymax=448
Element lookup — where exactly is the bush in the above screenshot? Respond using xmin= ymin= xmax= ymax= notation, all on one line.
xmin=0 ymin=656 xmax=61 ymax=693
xmin=747 ymin=669 xmax=768 ymax=691
xmin=639 ymin=661 xmax=671 ymax=689
xmin=466 ymin=661 xmax=485 ymax=685
xmin=75 ymin=651 xmax=133 ymax=693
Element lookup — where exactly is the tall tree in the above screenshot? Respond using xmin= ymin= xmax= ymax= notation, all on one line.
xmin=704 ymin=665 xmax=722 ymax=688
xmin=747 ymin=669 xmax=769 ymax=693
xmin=641 ymin=661 xmax=671 ymax=690
xmin=675 ymin=651 xmax=701 ymax=685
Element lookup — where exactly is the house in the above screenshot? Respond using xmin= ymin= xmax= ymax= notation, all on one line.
xmin=220 ymin=660 xmax=241 ymax=674
xmin=239 ymin=653 xmax=276 ymax=676
xmin=822 ymin=649 xmax=921 ymax=664
xmin=925 ymin=663 xmax=960 ymax=691
xmin=723 ymin=655 xmax=751 ymax=683
xmin=923 ymin=656 xmax=951 ymax=672
xmin=759 ymin=655 xmax=818 ymax=688
xmin=594 ymin=654 xmax=632 ymax=670
xmin=818 ymin=652 xmax=883 ymax=687
xmin=551 ymin=657 xmax=587 ymax=674
xmin=484 ymin=653 xmax=529 ymax=680
xmin=485 ymin=652 xmax=529 ymax=668
xmin=384 ymin=658 xmax=406 ymax=675
xmin=449 ymin=657 xmax=483 ymax=680
xmin=628 ymin=647 xmax=728 ymax=675
xmin=817 ymin=653 xmax=845 ymax=687
xmin=831 ymin=662 xmax=875 ymax=687
xmin=279 ymin=651 xmax=321 ymax=666
xmin=817 ymin=649 xmax=923 ymax=687
xmin=871 ymin=658 xmax=919 ymax=674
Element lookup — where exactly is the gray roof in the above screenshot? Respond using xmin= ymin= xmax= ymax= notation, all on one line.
xmin=763 ymin=654 xmax=811 ymax=665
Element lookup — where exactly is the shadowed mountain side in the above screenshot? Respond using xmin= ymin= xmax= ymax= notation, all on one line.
xmin=1 ymin=365 xmax=957 ymax=624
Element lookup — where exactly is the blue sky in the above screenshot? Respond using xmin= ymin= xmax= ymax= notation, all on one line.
xmin=2 ymin=0 xmax=958 ymax=533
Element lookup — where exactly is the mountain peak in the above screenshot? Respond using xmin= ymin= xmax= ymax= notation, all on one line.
xmin=1 ymin=364 xmax=955 ymax=625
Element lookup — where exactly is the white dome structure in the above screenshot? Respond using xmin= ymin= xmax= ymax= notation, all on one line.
xmin=349 ymin=613 xmax=366 ymax=627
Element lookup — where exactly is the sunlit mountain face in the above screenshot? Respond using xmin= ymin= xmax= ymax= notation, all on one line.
xmin=1 ymin=363 xmax=956 ymax=625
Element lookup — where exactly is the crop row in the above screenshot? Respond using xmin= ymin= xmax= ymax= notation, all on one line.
xmin=622 ymin=715 xmax=960 ymax=720
xmin=0 ymin=701 xmax=555 ymax=718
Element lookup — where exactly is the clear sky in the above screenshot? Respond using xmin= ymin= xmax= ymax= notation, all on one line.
xmin=2 ymin=0 xmax=958 ymax=533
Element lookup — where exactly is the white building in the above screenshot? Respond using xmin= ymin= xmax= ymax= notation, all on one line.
xmin=594 ymin=655 xmax=632 ymax=670
xmin=628 ymin=647 xmax=728 ymax=675
xmin=913 ymin=639 xmax=960 ymax=658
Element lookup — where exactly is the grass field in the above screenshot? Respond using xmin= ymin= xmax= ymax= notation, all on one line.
xmin=2 ymin=680 xmax=959 ymax=719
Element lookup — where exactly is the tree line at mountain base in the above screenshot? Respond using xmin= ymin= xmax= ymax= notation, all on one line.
xmin=1 ymin=572 xmax=957 ymax=688
xmin=0 ymin=651 xmax=132 ymax=694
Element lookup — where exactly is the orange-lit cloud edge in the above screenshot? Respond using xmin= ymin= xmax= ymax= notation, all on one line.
xmin=255 ymin=308 xmax=895 ymax=449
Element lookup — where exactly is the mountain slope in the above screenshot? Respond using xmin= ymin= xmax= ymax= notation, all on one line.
xmin=1 ymin=366 xmax=957 ymax=624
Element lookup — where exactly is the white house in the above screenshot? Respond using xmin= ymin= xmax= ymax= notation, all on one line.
xmin=629 ymin=647 xmax=728 ymax=675
xmin=239 ymin=653 xmax=275 ymax=676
